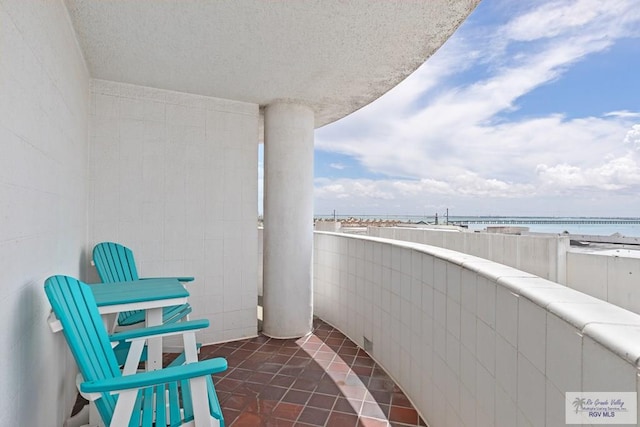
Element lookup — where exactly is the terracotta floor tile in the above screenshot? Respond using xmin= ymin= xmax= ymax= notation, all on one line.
xmin=256 ymin=362 xmax=284 ymax=374
xmin=359 ymin=416 xmax=391 ymax=427
xmin=369 ymin=378 xmax=396 ymax=392
xmin=353 ymin=355 xmax=376 ymax=368
xmin=253 ymin=335 xmax=271 ymax=344
xmin=287 ymin=355 xmax=310 ymax=367
xmin=352 ymin=364 xmax=374 ymax=377
xmin=227 ymin=349 xmax=254 ymax=361
xmin=361 ymin=401 xmax=388 ymax=419
xmin=299 ymin=367 xmax=325 ymax=382
xmin=258 ymin=385 xmax=288 ymax=401
xmin=248 ymin=371 xmax=275 ymax=384
xmin=328 ymin=360 xmax=351 ymax=373
xmin=326 ymin=337 xmax=346 ymax=347
xmin=231 ymin=411 xmax=266 ymax=426
xmin=278 ymin=366 xmax=304 ymax=377
xmin=391 ymin=392 xmax=413 ymax=408
xmin=367 ymin=389 xmax=392 ymax=405
xmin=222 ymin=408 xmax=241 ymax=425
xmin=265 ymin=417 xmax=297 ymax=427
xmin=333 ymin=333 xmax=348 ymax=341
xmin=281 ymin=389 xmax=311 ymax=405
xmin=315 ymin=378 xmax=341 ymax=395
xmin=333 ymin=396 xmax=359 ymax=414
xmin=347 ymin=397 xmax=365 ymax=415
xmin=316 ymin=358 xmax=333 ymax=369
xmin=227 ymin=368 xmax=253 ymax=381
xmin=276 ymin=346 xmax=298 ymax=356
xmin=190 ymin=319 xmax=426 ymax=427
xmin=269 ymin=374 xmax=296 ymax=388
xmin=341 ymin=384 xmax=368 ymax=401
xmin=260 ymin=344 xmax=283 ymax=353
xmin=301 ymin=341 xmax=322 ymax=352
xmin=244 ymin=397 xmax=278 ymax=416
xmin=271 ymin=402 xmax=304 ymax=421
xmin=224 ymin=394 xmax=250 ymax=411
xmin=241 ymin=341 xmax=264 ymax=351
xmin=297 ymin=406 xmax=330 ymax=426
xmin=269 ymin=354 xmax=292 ymax=364
xmin=389 ymin=406 xmax=419 ymax=424
xmin=292 ymin=377 xmax=318 ymax=392
xmin=338 ymin=354 xmax=357 ymax=365
xmin=314 ymin=350 xmax=335 ymax=361
xmin=217 ymin=377 xmax=243 ymax=393
xmin=232 ymin=383 xmax=261 ymax=397
xmin=326 ymin=411 xmax=359 ymax=427
xmin=307 ymin=393 xmax=337 ymax=410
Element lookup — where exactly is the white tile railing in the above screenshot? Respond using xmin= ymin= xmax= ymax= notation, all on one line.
xmin=313 ymin=231 xmax=640 ymax=427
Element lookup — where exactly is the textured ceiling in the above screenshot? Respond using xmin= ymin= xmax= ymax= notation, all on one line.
xmin=65 ymin=0 xmax=479 ymax=127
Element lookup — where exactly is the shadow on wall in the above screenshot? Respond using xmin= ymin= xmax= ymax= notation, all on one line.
xmin=10 ymin=282 xmax=71 ymax=425
xmin=80 ymin=246 xmax=100 ymax=284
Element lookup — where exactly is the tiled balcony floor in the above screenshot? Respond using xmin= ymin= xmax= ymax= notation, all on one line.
xmin=196 ymin=318 xmax=426 ymax=427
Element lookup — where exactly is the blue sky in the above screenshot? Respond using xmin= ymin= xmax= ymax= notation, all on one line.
xmin=262 ymin=0 xmax=640 ymax=217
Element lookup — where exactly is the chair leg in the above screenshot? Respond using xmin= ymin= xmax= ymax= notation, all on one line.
xmin=111 ymin=390 xmax=139 ymax=426
xmin=63 ymin=404 xmax=90 ymax=427
xmin=190 ymin=377 xmax=214 ymax=427
xmin=183 ymin=332 xmax=199 ymax=363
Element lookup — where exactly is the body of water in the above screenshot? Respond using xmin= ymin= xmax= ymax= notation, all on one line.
xmin=315 ymin=215 xmax=640 ymax=238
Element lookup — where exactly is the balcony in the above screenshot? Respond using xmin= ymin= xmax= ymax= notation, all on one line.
xmin=6 ymin=1 xmax=640 ymax=426
xmin=313 ymin=231 xmax=640 ymax=426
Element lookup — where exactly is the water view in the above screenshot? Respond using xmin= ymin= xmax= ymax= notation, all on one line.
xmin=315 ymin=215 xmax=640 ymax=237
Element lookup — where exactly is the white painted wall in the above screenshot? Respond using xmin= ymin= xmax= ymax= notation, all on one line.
xmin=88 ymin=80 xmax=259 ymax=343
xmin=369 ymin=227 xmax=569 ymax=284
xmin=315 ymin=232 xmax=640 ymax=427
xmin=0 ymin=1 xmax=90 ymax=425
xmin=568 ymin=250 xmax=640 ymax=314
xmin=369 ymin=228 xmax=640 ymax=318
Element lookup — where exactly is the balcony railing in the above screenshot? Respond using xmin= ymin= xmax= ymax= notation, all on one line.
xmin=313 ymin=231 xmax=640 ymax=426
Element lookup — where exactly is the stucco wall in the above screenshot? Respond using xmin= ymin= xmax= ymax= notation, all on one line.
xmin=0 ymin=1 xmax=90 ymax=425
xmin=567 ymin=250 xmax=640 ymax=314
xmin=369 ymin=227 xmax=569 ymax=284
xmin=88 ymin=80 xmax=259 ymax=344
xmin=314 ymin=232 xmax=640 ymax=427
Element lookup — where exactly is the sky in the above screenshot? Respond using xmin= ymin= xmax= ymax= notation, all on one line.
xmin=262 ymin=0 xmax=640 ymax=218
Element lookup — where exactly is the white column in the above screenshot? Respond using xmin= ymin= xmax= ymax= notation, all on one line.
xmin=263 ymin=102 xmax=314 ymax=338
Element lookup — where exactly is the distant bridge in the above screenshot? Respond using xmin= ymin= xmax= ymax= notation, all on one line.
xmin=455 ymin=219 xmax=640 ymax=225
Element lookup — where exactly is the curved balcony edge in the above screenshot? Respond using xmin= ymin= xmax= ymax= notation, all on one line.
xmin=313 ymin=231 xmax=640 ymax=427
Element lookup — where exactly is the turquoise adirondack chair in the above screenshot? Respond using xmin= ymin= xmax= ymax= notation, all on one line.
xmin=45 ymin=275 xmax=226 ymax=427
xmin=93 ymin=242 xmax=194 ymax=328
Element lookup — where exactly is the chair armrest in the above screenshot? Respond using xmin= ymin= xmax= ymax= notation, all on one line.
xmin=140 ymin=276 xmax=195 ymax=282
xmin=80 ymin=357 xmax=227 ymax=393
xmin=109 ymin=319 xmax=209 ymax=342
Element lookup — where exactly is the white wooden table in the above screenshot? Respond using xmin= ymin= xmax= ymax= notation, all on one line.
xmin=49 ymin=277 xmax=190 ymax=371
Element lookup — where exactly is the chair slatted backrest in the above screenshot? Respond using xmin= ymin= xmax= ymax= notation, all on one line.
xmin=93 ymin=242 xmax=141 ymax=325
xmin=93 ymin=242 xmax=139 ymax=283
xmin=44 ymin=275 xmax=121 ymax=425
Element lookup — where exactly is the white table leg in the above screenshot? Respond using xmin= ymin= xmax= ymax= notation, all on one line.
xmin=145 ymin=307 xmax=163 ymax=371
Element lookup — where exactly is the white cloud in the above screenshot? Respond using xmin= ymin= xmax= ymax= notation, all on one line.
xmin=624 ymin=124 xmax=640 ymax=148
xmin=329 ymin=163 xmax=346 ymax=170
xmin=315 ymin=0 xmax=640 ymax=215
xmin=606 ymin=111 xmax=640 ymax=119
xmin=503 ymin=0 xmax=638 ymax=42
xmin=537 ymin=153 xmax=640 ymax=192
